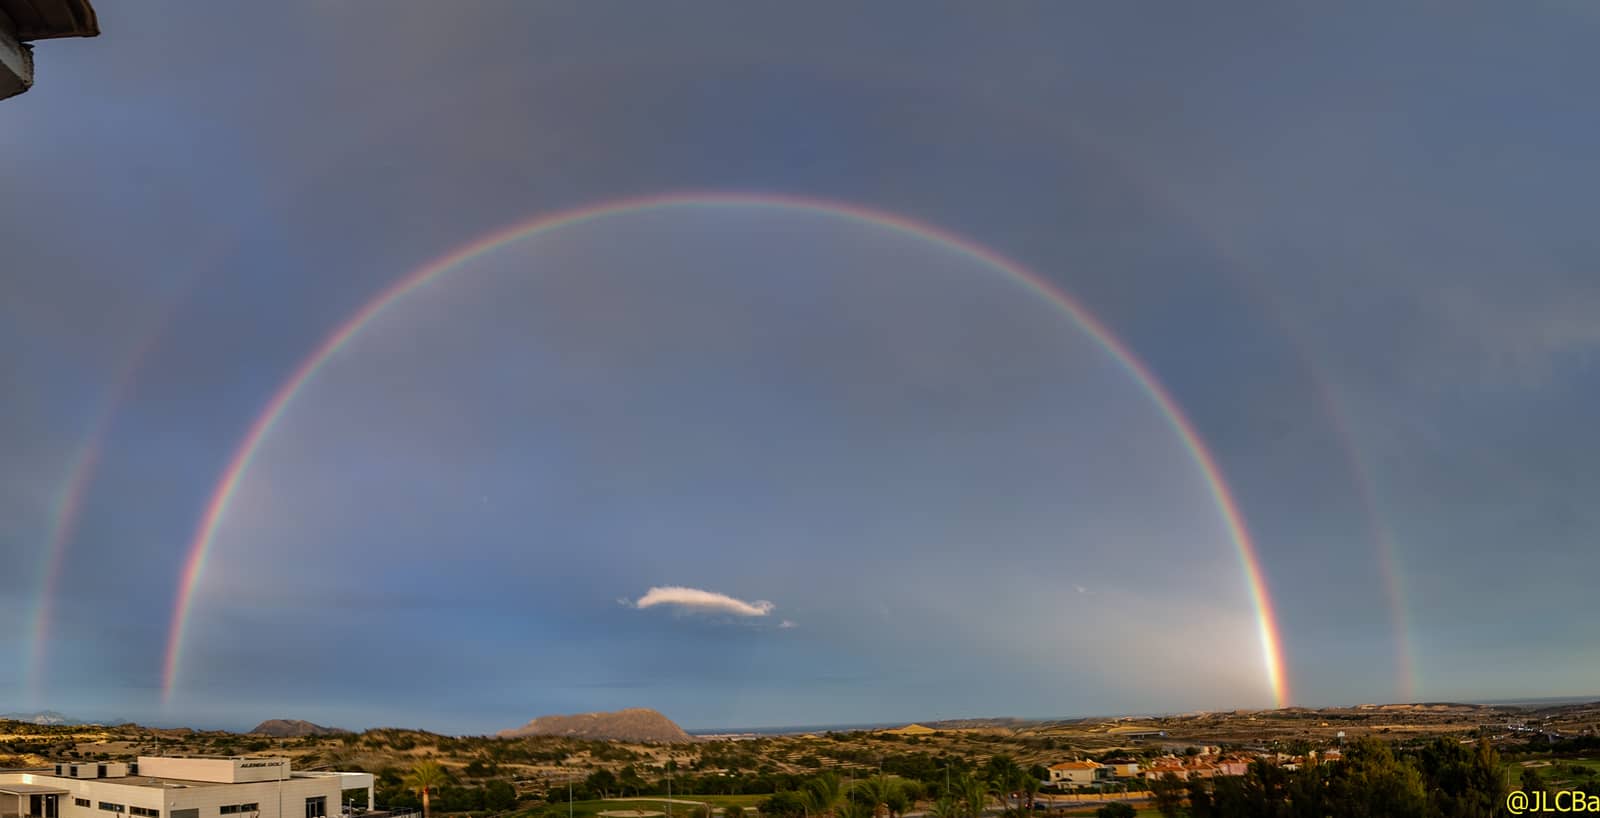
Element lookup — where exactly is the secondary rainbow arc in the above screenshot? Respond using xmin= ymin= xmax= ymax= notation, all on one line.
xmin=161 ymin=192 xmax=1290 ymax=708
xmin=28 ymin=327 xmax=169 ymax=707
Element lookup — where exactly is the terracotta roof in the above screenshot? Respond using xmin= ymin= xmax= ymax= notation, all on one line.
xmin=1049 ymin=761 xmax=1101 ymax=770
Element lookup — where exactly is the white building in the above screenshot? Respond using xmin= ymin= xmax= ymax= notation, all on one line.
xmin=1045 ymin=761 xmax=1101 ymax=788
xmin=0 ymin=757 xmax=375 ymax=818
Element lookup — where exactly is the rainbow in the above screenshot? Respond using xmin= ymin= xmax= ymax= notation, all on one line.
xmin=1315 ymin=384 xmax=1418 ymax=700
xmin=27 ymin=328 xmax=167 ymax=707
xmin=160 ymin=192 xmax=1290 ymax=707
xmin=26 ymin=433 xmax=102 ymax=705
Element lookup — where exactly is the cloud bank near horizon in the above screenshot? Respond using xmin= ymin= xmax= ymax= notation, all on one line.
xmin=634 ymin=586 xmax=776 ymax=618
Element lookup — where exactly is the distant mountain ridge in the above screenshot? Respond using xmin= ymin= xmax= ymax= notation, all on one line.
xmin=250 ymin=719 xmax=349 ymax=737
xmin=497 ymin=708 xmax=693 ymax=743
xmin=2 ymin=711 xmax=77 ymax=725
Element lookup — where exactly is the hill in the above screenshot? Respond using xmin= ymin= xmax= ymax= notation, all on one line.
xmin=250 ymin=719 xmax=349 ymax=737
xmin=2 ymin=711 xmax=78 ymax=725
xmin=497 ymin=708 xmax=693 ymax=743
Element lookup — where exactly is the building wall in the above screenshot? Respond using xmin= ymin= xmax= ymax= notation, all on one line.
xmin=136 ymin=760 xmax=290 ymax=786
xmin=3 ymin=775 xmax=166 ymax=818
xmin=155 ymin=776 xmax=341 ymax=818
xmin=1047 ymin=769 xmax=1096 ymax=786
xmin=0 ymin=774 xmax=343 ymax=818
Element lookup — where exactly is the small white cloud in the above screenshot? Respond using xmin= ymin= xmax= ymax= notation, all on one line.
xmin=779 ymin=620 xmax=797 ymax=629
xmin=634 ymin=586 xmax=775 ymax=617
xmin=1074 ymin=585 xmax=1087 ymax=594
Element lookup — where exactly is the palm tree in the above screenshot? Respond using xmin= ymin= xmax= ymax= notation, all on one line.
xmin=1018 ymin=775 xmax=1040 ymax=811
xmin=884 ymin=782 xmax=913 ymax=818
xmin=802 ymin=773 xmax=844 ymax=818
xmin=402 ymin=761 xmax=448 ymax=818
xmin=958 ymin=775 xmax=991 ymax=818
xmin=928 ymin=797 xmax=961 ymax=818
xmin=855 ymin=776 xmax=896 ymax=818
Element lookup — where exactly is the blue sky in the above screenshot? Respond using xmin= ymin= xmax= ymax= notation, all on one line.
xmin=4 ymin=2 xmax=1599 ymax=734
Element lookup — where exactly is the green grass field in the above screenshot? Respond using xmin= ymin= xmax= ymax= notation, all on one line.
xmin=518 ymin=795 xmax=768 ymax=818
xmin=1505 ymin=757 xmax=1600 ymax=788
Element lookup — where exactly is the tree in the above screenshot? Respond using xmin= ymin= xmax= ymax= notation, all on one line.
xmin=956 ymin=775 xmax=991 ymax=818
xmin=984 ymin=756 xmax=1023 ymax=790
xmin=802 ymin=773 xmax=845 ymax=818
xmin=884 ymin=783 xmax=912 ymax=818
xmin=1285 ymin=756 xmax=1328 ymax=818
xmin=1149 ymin=772 xmax=1184 ymax=818
xmin=402 ymin=761 xmax=449 ymax=818
xmin=854 ymin=776 xmax=896 ymax=818
xmin=587 ymin=769 xmax=620 ymax=800
xmin=1017 ymin=775 xmax=1039 ymax=811
xmin=1094 ymin=804 xmax=1136 ymax=818
xmin=620 ymin=765 xmax=648 ymax=797
xmin=1412 ymin=736 xmax=1502 ymax=818
xmin=1521 ymin=767 xmax=1544 ymax=796
xmin=926 ymin=796 xmax=958 ymax=818
xmin=759 ymin=792 xmax=806 ymax=818
xmin=1210 ymin=775 xmax=1248 ymax=817
xmin=724 ymin=806 xmax=745 ymax=818
xmin=1242 ymin=758 xmax=1289 ymax=816
xmin=1326 ymin=738 xmax=1426 ymax=818
xmin=483 ymin=781 xmax=517 ymax=812
xmin=1184 ymin=778 xmax=1214 ymax=818
xmin=689 ymin=804 xmax=713 ymax=818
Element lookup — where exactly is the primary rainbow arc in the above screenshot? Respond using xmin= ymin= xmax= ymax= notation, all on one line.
xmin=161 ymin=192 xmax=1290 ymax=708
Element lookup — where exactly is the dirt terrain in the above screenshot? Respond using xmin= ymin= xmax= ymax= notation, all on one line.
xmin=2 ymin=700 xmax=1595 ymax=796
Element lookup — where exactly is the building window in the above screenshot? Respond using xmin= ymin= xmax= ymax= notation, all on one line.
xmin=305 ymin=797 xmax=326 ymax=818
xmin=76 ymin=800 xmax=91 ymax=808
xmin=98 ymin=804 xmax=125 ymax=813
xmin=220 ymin=805 xmax=259 ymax=816
xmin=131 ymin=809 xmax=159 ymax=817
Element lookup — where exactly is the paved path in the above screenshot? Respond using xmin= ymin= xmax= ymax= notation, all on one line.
xmin=604 ymin=799 xmax=716 ymax=806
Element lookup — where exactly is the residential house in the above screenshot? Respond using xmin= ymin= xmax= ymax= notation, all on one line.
xmin=1045 ymin=762 xmax=1101 ymax=788
xmin=1099 ymin=759 xmax=1141 ymax=779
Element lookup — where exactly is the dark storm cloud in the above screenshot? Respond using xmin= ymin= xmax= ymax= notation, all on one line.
xmin=5 ymin=1 xmax=1600 ymax=726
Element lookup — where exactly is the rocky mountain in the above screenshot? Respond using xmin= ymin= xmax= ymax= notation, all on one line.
xmin=2 ymin=711 xmax=77 ymax=725
xmin=249 ymin=719 xmax=350 ymax=737
xmin=497 ymin=708 xmax=693 ymax=743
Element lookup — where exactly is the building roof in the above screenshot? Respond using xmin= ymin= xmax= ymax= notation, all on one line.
xmin=0 ymin=0 xmax=99 ymax=41
xmin=35 ymin=774 xmax=231 ymax=790
xmin=1049 ymin=761 xmax=1101 ymax=771
xmin=19 ymin=771 xmax=334 ymax=791
xmin=0 ymin=784 xmax=71 ymax=795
